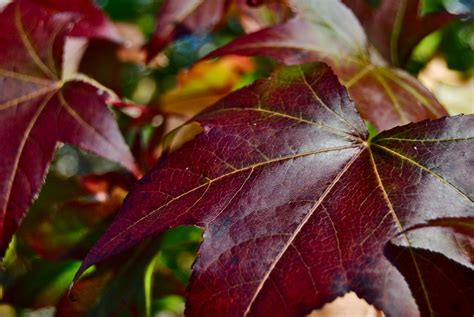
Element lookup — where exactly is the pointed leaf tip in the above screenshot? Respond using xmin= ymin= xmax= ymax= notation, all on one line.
xmin=81 ymin=62 xmax=473 ymax=316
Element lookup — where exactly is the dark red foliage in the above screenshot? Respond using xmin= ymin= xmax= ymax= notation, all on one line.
xmin=35 ymin=0 xmax=121 ymax=41
xmin=343 ymin=0 xmax=455 ymax=67
xmin=28 ymin=0 xmax=121 ymax=42
xmin=78 ymin=63 xmax=474 ymax=316
xmin=0 ymin=0 xmax=137 ymax=253
xmin=0 ymin=0 xmax=471 ymax=315
xmin=385 ymin=218 xmax=474 ymax=315
xmin=246 ymin=0 xmax=265 ymax=7
xmin=207 ymin=0 xmax=448 ymax=131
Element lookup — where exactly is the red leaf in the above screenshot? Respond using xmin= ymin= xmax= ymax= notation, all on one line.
xmin=385 ymin=218 xmax=474 ymax=316
xmin=31 ymin=0 xmax=122 ymax=42
xmin=392 ymin=217 xmax=474 ymax=268
xmin=0 ymin=0 xmax=138 ymax=253
xmin=207 ymin=0 xmax=448 ymax=131
xmin=78 ymin=63 xmax=473 ymax=316
xmin=147 ymin=0 xmax=231 ymax=61
xmin=342 ymin=0 xmax=455 ymax=67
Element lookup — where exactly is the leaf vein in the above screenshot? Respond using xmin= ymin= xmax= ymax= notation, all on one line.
xmin=373 ymin=144 xmax=473 ymax=203
xmin=101 ymin=145 xmax=361 ymax=250
xmin=205 ymin=107 xmax=358 ymax=141
xmin=243 ymin=147 xmax=364 ymax=316
xmin=15 ymin=3 xmax=56 ymax=79
xmin=0 ymin=91 xmax=55 ymax=226
xmin=367 ymin=146 xmax=434 ymax=315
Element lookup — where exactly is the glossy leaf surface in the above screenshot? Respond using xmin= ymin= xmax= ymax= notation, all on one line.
xmin=79 ymin=63 xmax=474 ymax=316
xmin=208 ymin=0 xmax=448 ymax=131
xmin=391 ymin=217 xmax=474 ymax=268
xmin=0 ymin=0 xmax=137 ymax=253
xmin=386 ymin=217 xmax=474 ymax=316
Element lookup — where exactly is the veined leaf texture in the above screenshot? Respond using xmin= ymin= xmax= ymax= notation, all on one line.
xmin=80 ymin=63 xmax=474 ymax=316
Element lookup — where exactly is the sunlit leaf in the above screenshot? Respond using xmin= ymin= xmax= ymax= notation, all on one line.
xmin=208 ymin=0 xmax=448 ymax=131
xmin=78 ymin=63 xmax=473 ymax=316
xmin=160 ymin=56 xmax=255 ymax=117
xmin=343 ymin=0 xmax=455 ymax=67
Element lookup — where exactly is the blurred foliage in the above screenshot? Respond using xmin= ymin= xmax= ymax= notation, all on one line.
xmin=99 ymin=0 xmax=162 ymax=36
xmin=438 ymin=21 xmax=474 ymax=71
xmin=407 ymin=20 xmax=474 ymax=73
xmin=422 ymin=0 xmax=474 ymax=15
xmin=0 ymin=0 xmax=472 ymax=316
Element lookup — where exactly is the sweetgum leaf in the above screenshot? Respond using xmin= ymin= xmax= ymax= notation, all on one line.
xmin=207 ymin=0 xmax=448 ymax=131
xmin=385 ymin=218 xmax=474 ymax=316
xmin=0 ymin=0 xmax=137 ymax=254
xmin=385 ymin=244 xmax=473 ymax=316
xmin=391 ymin=217 xmax=474 ymax=268
xmin=78 ymin=63 xmax=473 ymax=316
xmin=343 ymin=0 xmax=455 ymax=67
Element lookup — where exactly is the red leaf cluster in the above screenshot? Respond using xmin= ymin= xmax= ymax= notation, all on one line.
xmin=78 ymin=63 xmax=474 ymax=316
xmin=0 ymin=0 xmax=137 ymax=253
